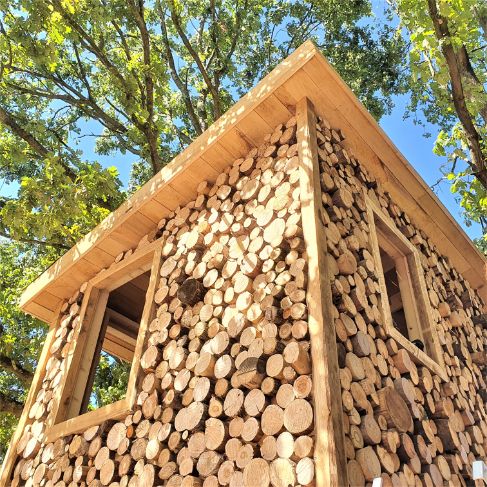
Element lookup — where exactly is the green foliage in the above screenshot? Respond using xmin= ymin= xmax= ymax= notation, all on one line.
xmin=89 ymin=353 xmax=131 ymax=410
xmin=0 ymin=414 xmax=17 ymax=460
xmin=393 ymin=0 xmax=487 ymax=249
xmin=0 ymin=241 xmax=52 ymax=461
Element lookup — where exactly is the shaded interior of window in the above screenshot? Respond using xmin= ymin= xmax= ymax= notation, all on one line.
xmin=379 ymin=246 xmax=409 ymax=339
xmin=79 ymin=270 xmax=151 ymax=413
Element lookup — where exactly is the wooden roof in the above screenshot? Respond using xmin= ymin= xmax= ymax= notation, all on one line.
xmin=20 ymin=41 xmax=487 ymax=322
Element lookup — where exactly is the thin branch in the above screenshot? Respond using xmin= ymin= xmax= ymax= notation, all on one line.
xmin=130 ymin=0 xmax=162 ymax=174
xmin=0 ymin=391 xmax=23 ymax=417
xmin=0 ymin=353 xmax=33 ymax=385
xmin=0 ymin=105 xmax=49 ymax=158
xmin=0 ymin=230 xmax=71 ymax=250
xmin=168 ymin=0 xmax=222 ymax=119
xmin=157 ymin=4 xmax=203 ymax=135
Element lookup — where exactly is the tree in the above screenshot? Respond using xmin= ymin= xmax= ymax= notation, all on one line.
xmin=0 ymin=242 xmax=52 ymax=459
xmin=394 ymin=0 xmax=487 ymax=248
xmin=0 ymin=0 xmax=407 ymax=456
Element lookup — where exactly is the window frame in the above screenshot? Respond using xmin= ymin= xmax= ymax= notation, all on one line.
xmin=45 ymin=241 xmax=162 ymax=442
xmin=365 ymin=195 xmax=447 ymax=380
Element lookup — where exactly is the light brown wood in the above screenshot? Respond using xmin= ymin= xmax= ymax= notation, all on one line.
xmin=0 ymin=303 xmax=62 ymax=485
xmin=46 ymin=246 xmax=162 ymax=442
xmin=365 ymin=196 xmax=448 ymax=381
xmin=296 ymin=97 xmax=347 ymax=487
xmin=4 ymin=42 xmax=487 ymax=487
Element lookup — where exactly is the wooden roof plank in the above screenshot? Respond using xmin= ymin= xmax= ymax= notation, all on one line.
xmin=234 ymin=110 xmax=274 ymax=147
xmin=299 ymin=57 xmax=486 ymax=287
xmin=136 ymin=199 xmax=169 ymax=225
xmin=200 ymin=142 xmax=238 ymax=172
xmin=19 ymin=41 xmax=486 ymax=320
xmin=254 ymin=93 xmax=294 ymax=128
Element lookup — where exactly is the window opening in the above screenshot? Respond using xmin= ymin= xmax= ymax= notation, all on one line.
xmin=78 ymin=270 xmax=151 ymax=414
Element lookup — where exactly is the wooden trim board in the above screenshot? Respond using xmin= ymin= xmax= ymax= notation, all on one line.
xmin=46 ymin=399 xmax=131 ymax=442
xmin=46 ymin=242 xmax=161 ymax=442
xmin=0 ymin=303 xmax=63 ymax=485
xmin=296 ymin=97 xmax=348 ymax=487
xmin=365 ymin=193 xmax=448 ymax=381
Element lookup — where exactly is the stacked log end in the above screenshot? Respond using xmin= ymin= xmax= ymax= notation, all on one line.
xmin=10 ymin=117 xmax=318 ymax=486
xmin=8 ymin=111 xmax=486 ymax=487
xmin=315 ymin=117 xmax=486 ymax=486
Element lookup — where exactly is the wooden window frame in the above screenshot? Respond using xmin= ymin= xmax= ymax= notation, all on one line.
xmin=45 ymin=242 xmax=162 ymax=442
xmin=365 ymin=196 xmax=447 ymax=381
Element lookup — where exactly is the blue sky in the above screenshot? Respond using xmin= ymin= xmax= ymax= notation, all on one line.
xmin=0 ymin=91 xmax=481 ymax=243
xmin=78 ymin=92 xmax=481 ymax=242
xmin=379 ymin=95 xmax=481 ymax=241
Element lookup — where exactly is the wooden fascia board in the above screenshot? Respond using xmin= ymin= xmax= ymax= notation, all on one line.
xmin=305 ymin=54 xmax=487 ymax=293
xmin=19 ymin=41 xmax=316 ymax=320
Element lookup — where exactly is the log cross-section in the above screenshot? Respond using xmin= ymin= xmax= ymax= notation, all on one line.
xmin=0 ymin=303 xmax=62 ymax=485
xmin=296 ymin=96 xmax=348 ymax=487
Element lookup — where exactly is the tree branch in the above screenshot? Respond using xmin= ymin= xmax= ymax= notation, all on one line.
xmin=427 ymin=0 xmax=487 ymax=190
xmin=49 ymin=0 xmax=137 ymax=112
xmin=157 ymin=4 xmax=203 ymax=135
xmin=0 ymin=391 xmax=23 ymax=417
xmin=130 ymin=0 xmax=162 ymax=174
xmin=168 ymin=0 xmax=222 ymax=119
xmin=0 ymin=353 xmax=33 ymax=385
xmin=0 ymin=229 xmax=71 ymax=250
xmin=0 ymin=105 xmax=49 ymax=158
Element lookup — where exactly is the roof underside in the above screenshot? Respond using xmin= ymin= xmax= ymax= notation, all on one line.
xmin=20 ymin=41 xmax=487 ymax=322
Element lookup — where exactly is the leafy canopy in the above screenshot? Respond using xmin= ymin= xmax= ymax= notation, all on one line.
xmin=394 ymin=0 xmax=487 ymax=245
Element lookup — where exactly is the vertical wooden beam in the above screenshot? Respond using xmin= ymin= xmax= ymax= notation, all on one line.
xmin=0 ymin=303 xmax=63 ymax=485
xmin=296 ymin=97 xmax=348 ymax=487
xmin=126 ymin=246 xmax=162 ymax=408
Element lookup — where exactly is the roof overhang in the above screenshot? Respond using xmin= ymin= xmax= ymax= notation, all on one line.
xmin=19 ymin=41 xmax=487 ymax=322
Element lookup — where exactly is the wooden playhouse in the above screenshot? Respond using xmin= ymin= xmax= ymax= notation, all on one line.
xmin=1 ymin=41 xmax=486 ymax=487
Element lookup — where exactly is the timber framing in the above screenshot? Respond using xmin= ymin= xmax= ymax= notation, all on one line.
xmin=18 ymin=41 xmax=486 ymax=323
xmin=45 ymin=242 xmax=162 ymax=442
xmin=365 ymin=194 xmax=448 ymax=381
xmin=296 ymin=97 xmax=348 ymax=487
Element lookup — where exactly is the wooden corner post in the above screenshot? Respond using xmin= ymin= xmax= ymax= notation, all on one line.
xmin=296 ymin=97 xmax=348 ymax=487
xmin=0 ymin=304 xmax=62 ymax=485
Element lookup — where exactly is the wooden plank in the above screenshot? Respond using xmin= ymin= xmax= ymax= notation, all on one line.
xmin=137 ymin=199 xmax=169 ymax=224
xmin=234 ymin=110 xmax=273 ymax=147
xmin=296 ymin=97 xmax=348 ymax=487
xmin=0 ymin=303 xmax=62 ymax=485
xmin=200 ymin=142 xmax=237 ymax=172
xmin=254 ymin=93 xmax=293 ymax=128
xmin=82 ymin=246 xmax=118 ymax=269
xmin=218 ymin=127 xmax=253 ymax=158
xmin=52 ymin=286 xmax=109 ymax=424
xmin=49 ymin=241 xmax=158 ymax=434
xmin=365 ymin=194 xmax=448 ymax=381
xmin=102 ymin=338 xmax=133 ymax=362
xmin=126 ymin=246 xmax=163 ymax=410
xmin=91 ymin=240 xmax=157 ymax=291
xmin=24 ymin=301 xmax=55 ymax=324
xmin=45 ymin=399 xmax=131 ymax=442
